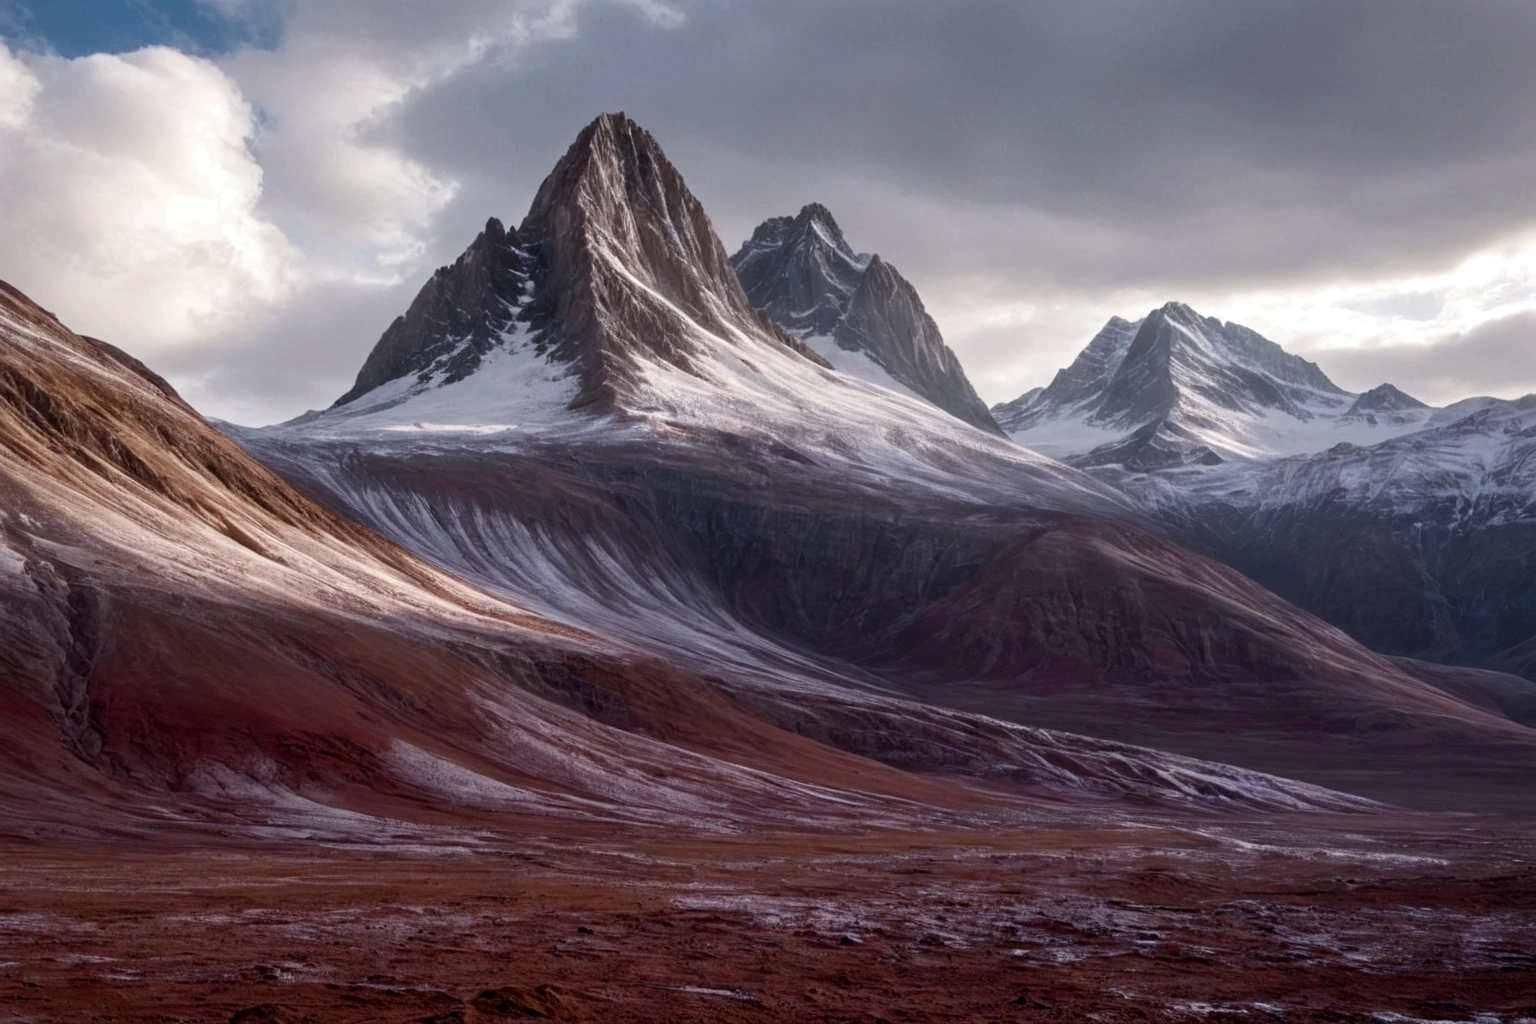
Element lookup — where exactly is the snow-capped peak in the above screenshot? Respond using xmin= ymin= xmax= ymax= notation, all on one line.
xmin=262 ymin=114 xmax=1119 ymax=517
xmin=994 ymin=302 xmax=1436 ymax=468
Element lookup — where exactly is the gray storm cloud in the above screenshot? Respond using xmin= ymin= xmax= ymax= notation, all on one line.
xmin=3 ymin=0 xmax=1535 ymax=420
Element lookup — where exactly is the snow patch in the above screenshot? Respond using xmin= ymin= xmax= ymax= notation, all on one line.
xmin=305 ymin=320 xmax=584 ymax=440
xmin=801 ymin=333 xmax=928 ymax=405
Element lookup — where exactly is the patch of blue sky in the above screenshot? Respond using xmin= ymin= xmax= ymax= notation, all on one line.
xmin=0 ymin=0 xmax=281 ymax=57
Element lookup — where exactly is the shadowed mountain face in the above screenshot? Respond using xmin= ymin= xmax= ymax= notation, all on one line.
xmin=997 ymin=304 xmax=1536 ymax=683
xmin=336 ymin=218 xmax=533 ymax=407
xmin=1144 ymin=397 xmax=1536 ymax=681
xmin=732 ymin=203 xmax=1003 ymax=434
xmin=236 ymin=115 xmax=1536 ymax=812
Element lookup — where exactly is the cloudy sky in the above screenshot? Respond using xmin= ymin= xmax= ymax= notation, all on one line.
xmin=0 ymin=0 xmax=1533 ymax=425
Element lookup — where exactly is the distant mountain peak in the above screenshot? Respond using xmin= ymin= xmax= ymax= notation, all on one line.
xmin=996 ymin=302 xmax=1431 ymax=467
xmin=732 ymin=205 xmax=1002 ymax=434
xmin=1346 ymin=382 xmax=1428 ymax=415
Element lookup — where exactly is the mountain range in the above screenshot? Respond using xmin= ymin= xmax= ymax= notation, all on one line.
xmin=2 ymin=110 xmax=1533 ymax=843
xmin=227 ymin=113 xmax=1533 ymax=813
xmin=995 ymin=301 xmax=1536 ymax=686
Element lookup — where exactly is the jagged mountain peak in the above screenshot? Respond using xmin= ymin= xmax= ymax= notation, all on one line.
xmin=1123 ymin=301 xmax=1343 ymax=398
xmin=997 ymin=302 xmax=1431 ymax=467
xmin=743 ymin=202 xmax=855 ymax=256
xmin=734 ymin=202 xmax=870 ymax=337
xmin=517 ymin=110 xmax=834 ymax=410
xmin=520 ymin=110 xmax=741 ymax=298
xmin=329 ymin=112 xmax=829 ymax=418
xmin=732 ymin=205 xmax=1002 ymax=435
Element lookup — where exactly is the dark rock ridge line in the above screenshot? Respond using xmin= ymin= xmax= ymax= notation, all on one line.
xmin=732 ymin=203 xmax=1003 ymax=435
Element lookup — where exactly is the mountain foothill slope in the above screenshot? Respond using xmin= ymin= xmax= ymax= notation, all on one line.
xmin=4 ymin=271 xmax=1429 ymax=844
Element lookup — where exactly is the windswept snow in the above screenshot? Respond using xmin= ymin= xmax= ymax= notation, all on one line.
xmin=299 ymin=320 xmax=585 ymax=441
xmin=801 ymin=333 xmax=929 ymax=405
xmin=0 ymin=536 xmax=23 ymax=577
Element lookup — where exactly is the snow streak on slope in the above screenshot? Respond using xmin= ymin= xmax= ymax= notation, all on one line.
xmin=1128 ymin=394 xmax=1536 ymax=519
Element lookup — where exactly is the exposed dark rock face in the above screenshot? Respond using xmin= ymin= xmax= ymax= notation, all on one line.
xmin=336 ymin=218 xmax=533 ymax=407
xmin=732 ymin=203 xmax=866 ymax=337
xmin=733 ymin=204 xmax=1002 ymax=434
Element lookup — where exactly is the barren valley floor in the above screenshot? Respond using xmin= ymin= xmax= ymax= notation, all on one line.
xmin=2 ymin=814 xmax=1533 ymax=1022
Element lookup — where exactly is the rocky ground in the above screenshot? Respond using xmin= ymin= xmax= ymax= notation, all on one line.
xmin=2 ymin=813 xmax=1532 ymax=1023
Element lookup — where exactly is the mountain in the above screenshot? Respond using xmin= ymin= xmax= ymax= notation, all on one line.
xmin=731 ymin=203 xmax=1002 ymax=434
xmin=1133 ymin=393 xmax=1536 ymax=681
xmin=1001 ymin=303 xmax=1536 ymax=683
xmin=289 ymin=112 xmax=1117 ymax=515
xmin=995 ymin=302 xmax=1433 ymax=469
xmin=1343 ymin=382 xmax=1430 ymax=423
xmin=237 ymin=114 xmax=1536 ymax=811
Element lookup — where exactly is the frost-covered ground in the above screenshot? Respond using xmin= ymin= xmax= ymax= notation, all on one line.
xmin=1 ymin=817 xmax=1531 ymax=1022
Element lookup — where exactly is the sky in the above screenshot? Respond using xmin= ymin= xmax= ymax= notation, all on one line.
xmin=0 ymin=0 xmax=1533 ymax=425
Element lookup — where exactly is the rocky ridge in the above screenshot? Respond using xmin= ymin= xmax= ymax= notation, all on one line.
xmin=732 ymin=203 xmax=1002 ymax=434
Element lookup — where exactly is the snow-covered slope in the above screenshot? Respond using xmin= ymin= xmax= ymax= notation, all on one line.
xmin=6 ymin=275 xmax=1412 ymax=836
xmin=732 ymin=203 xmax=1002 ymax=434
xmin=1128 ymin=392 xmax=1536 ymax=679
xmin=996 ymin=302 xmax=1434 ymax=468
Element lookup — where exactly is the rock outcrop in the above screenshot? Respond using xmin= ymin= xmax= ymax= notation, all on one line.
xmin=733 ymin=203 xmax=1002 ymax=434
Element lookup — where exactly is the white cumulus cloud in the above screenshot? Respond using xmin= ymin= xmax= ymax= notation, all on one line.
xmin=0 ymin=41 xmax=298 ymax=353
